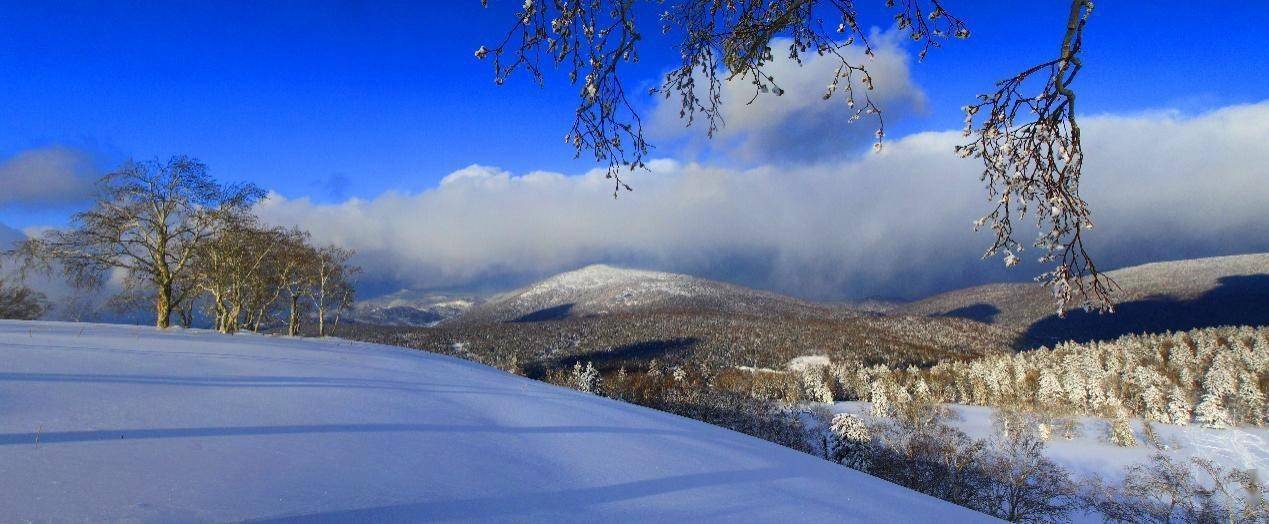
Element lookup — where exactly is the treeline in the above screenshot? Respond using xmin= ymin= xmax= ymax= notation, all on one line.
xmin=11 ymin=155 xmax=358 ymax=334
xmin=836 ymin=326 xmax=1267 ymax=429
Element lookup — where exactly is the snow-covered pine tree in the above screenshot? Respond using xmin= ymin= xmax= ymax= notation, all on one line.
xmin=1203 ymin=354 xmax=1237 ymax=398
xmin=1194 ymin=392 xmax=1232 ymax=429
xmin=870 ymin=382 xmax=890 ymax=418
xmin=1167 ymin=386 xmax=1192 ymax=426
xmin=572 ymin=361 xmax=603 ymax=394
xmin=1235 ymin=371 xmax=1265 ymax=425
xmin=1037 ymin=367 xmax=1064 ymax=411
xmin=800 ymin=367 xmax=835 ymax=403
xmin=1108 ymin=410 xmax=1138 ymax=447
xmin=828 ymin=413 xmax=872 ymax=469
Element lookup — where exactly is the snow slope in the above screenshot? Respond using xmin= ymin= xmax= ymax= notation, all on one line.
xmin=0 ymin=321 xmax=986 ymax=522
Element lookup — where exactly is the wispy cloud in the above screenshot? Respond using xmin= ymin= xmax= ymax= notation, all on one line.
xmin=649 ymin=32 xmax=926 ymax=164
xmin=257 ymin=102 xmax=1269 ymax=300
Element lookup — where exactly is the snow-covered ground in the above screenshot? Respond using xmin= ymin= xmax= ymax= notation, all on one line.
xmin=831 ymin=402 xmax=1268 ymax=481
xmin=0 ymin=321 xmax=986 ymax=522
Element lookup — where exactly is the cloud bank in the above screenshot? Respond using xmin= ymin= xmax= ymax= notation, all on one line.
xmin=257 ymin=102 xmax=1269 ymax=300
xmin=0 ymin=146 xmax=97 ymax=208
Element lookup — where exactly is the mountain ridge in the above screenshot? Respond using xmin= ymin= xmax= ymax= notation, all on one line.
xmin=444 ymin=264 xmax=854 ymax=326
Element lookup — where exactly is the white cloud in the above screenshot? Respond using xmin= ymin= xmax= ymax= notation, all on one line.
xmin=256 ymin=102 xmax=1269 ymax=300
xmin=0 ymin=146 xmax=97 ymax=207
xmin=650 ymin=32 xmax=926 ymax=164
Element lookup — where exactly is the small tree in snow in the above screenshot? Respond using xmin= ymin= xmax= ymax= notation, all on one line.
xmin=571 ymin=361 xmax=603 ymax=395
xmin=828 ymin=413 xmax=872 ymax=470
xmin=1108 ymin=411 xmax=1138 ymax=447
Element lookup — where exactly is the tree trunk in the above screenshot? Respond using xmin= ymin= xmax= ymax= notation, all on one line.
xmin=155 ymin=279 xmax=173 ymax=329
xmin=287 ymin=294 xmax=300 ymax=336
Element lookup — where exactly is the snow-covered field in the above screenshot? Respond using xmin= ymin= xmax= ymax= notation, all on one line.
xmin=0 ymin=321 xmax=986 ymax=522
xmin=831 ymin=401 xmax=1268 ymax=481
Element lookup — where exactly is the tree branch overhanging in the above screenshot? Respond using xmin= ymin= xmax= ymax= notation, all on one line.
xmin=479 ymin=0 xmax=1112 ymax=315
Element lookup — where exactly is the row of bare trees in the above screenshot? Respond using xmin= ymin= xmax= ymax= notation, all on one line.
xmin=12 ymin=155 xmax=358 ymax=335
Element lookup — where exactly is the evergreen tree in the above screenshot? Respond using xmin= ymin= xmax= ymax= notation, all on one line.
xmin=828 ymin=413 xmax=872 ymax=469
xmin=1194 ymin=393 xmax=1232 ymax=429
xmin=1167 ymin=386 xmax=1192 ymax=426
xmin=1108 ymin=411 xmax=1138 ymax=447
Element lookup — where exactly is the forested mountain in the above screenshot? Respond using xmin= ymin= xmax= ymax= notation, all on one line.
xmin=445 ymin=264 xmax=853 ymax=326
xmin=898 ymin=253 xmax=1269 ymax=346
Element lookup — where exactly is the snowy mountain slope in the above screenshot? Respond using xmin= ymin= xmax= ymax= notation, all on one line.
xmin=897 ymin=253 xmax=1269 ymax=346
xmin=0 ymin=321 xmax=987 ymax=522
xmin=446 ymin=264 xmax=848 ymax=326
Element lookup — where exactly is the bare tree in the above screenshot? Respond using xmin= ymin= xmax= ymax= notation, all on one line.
xmin=191 ymin=217 xmax=282 ymax=333
xmin=478 ymin=0 xmax=1113 ymax=313
xmin=15 ymin=156 xmax=264 ymax=328
xmin=304 ymin=245 xmax=359 ymax=337
xmin=270 ymin=228 xmax=315 ymax=336
xmin=979 ymin=410 xmax=1077 ymax=523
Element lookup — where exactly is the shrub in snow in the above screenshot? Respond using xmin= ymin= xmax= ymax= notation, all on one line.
xmin=978 ymin=410 xmax=1077 ymax=523
xmin=827 ymin=413 xmax=871 ymax=469
xmin=1091 ymin=453 xmax=1267 ymax=524
xmin=1108 ymin=412 xmax=1138 ymax=447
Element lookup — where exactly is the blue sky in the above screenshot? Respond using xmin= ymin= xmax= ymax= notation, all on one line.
xmin=2 ymin=2 xmax=1268 ymax=300
xmin=3 ymin=2 xmax=1266 ymax=209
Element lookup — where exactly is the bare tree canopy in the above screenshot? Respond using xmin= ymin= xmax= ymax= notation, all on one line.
xmin=14 ymin=156 xmax=265 ymax=328
xmin=477 ymin=0 xmax=1114 ymax=314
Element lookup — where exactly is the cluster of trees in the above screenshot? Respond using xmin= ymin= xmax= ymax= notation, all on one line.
xmin=545 ymin=358 xmax=815 ymax=453
xmin=814 ymin=402 xmax=1265 ymax=522
xmin=12 ymin=156 xmax=358 ymax=334
xmin=829 ymin=326 xmax=1267 ymax=430
xmin=536 ymin=353 xmax=1265 ymax=522
xmin=702 ymin=326 xmax=1265 ymax=432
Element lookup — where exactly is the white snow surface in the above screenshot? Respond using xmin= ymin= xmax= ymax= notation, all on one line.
xmin=0 ymin=321 xmax=986 ymax=523
xmin=831 ymin=402 xmax=1268 ymax=480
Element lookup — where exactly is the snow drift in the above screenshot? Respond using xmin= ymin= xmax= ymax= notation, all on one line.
xmin=0 ymin=321 xmax=985 ymax=522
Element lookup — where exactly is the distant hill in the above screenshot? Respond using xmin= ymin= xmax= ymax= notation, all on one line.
xmin=444 ymin=264 xmax=853 ymax=326
xmin=898 ymin=253 xmax=1269 ymax=346
xmin=353 ymin=310 xmax=1015 ymax=379
xmin=353 ymin=264 xmax=1011 ymax=377
xmin=345 ymin=290 xmax=480 ymax=327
